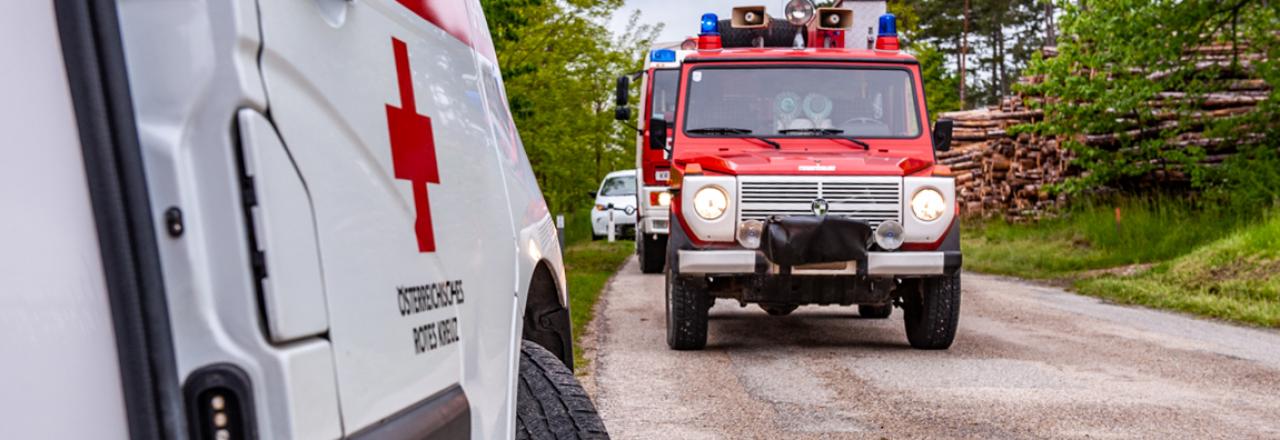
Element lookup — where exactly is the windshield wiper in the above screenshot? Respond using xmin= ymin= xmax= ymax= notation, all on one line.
xmin=687 ymin=127 xmax=781 ymax=149
xmin=688 ymin=127 xmax=752 ymax=134
xmin=777 ymin=128 xmax=871 ymax=150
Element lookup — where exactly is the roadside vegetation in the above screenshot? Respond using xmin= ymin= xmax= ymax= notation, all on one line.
xmin=965 ymin=1 xmax=1280 ymax=328
xmin=966 ymin=204 xmax=1280 ymax=327
xmin=965 ymin=197 xmax=1258 ymax=279
xmin=481 ymin=0 xmax=647 ymax=370
xmin=560 ymin=210 xmax=632 ymax=370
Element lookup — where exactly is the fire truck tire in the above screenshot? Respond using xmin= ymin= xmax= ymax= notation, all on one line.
xmin=666 ymin=271 xmax=709 ymax=350
xmin=516 ymin=341 xmax=610 ymax=440
xmin=760 ymin=304 xmax=798 ymax=316
xmin=902 ymin=274 xmax=961 ymax=350
xmin=717 ymin=19 xmax=806 ymax=48
xmin=637 ymin=234 xmax=666 ymax=274
xmin=858 ymin=304 xmax=892 ymax=319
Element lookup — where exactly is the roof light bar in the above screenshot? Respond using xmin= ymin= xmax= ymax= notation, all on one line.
xmin=650 ymin=49 xmax=677 ymax=63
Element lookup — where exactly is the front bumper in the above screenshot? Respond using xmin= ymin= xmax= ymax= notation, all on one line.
xmin=591 ymin=211 xmax=636 ymax=236
xmin=677 ymin=249 xmax=962 ymax=276
xmin=640 ymin=207 xmax=669 ymax=235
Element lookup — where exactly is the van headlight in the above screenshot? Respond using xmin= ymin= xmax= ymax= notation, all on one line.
xmin=692 ymin=186 xmax=729 ymax=220
xmin=910 ymin=188 xmax=946 ymax=222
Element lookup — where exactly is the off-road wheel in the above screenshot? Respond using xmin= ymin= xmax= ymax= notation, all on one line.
xmin=515 ymin=341 xmax=609 ymax=440
xmin=858 ymin=304 xmax=892 ymax=319
xmin=637 ymin=233 xmax=666 ymax=274
xmin=901 ymin=274 xmax=961 ymax=350
xmin=666 ymin=269 xmax=709 ymax=350
xmin=760 ymin=304 xmax=799 ymax=316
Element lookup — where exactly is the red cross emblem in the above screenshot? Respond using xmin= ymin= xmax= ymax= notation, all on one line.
xmin=386 ymin=38 xmax=439 ymax=253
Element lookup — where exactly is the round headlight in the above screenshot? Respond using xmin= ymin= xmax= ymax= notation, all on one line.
xmin=692 ymin=186 xmax=729 ymax=220
xmin=874 ymin=220 xmax=905 ymax=250
xmin=737 ymin=220 xmax=765 ymax=249
xmin=657 ymin=191 xmax=672 ymax=207
xmin=911 ymin=188 xmax=947 ymax=222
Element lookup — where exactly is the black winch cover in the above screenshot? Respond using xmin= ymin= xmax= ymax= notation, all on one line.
xmin=761 ymin=216 xmax=872 ymax=267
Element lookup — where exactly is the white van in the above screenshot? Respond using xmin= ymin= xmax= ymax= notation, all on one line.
xmin=1 ymin=1 xmax=605 ymax=439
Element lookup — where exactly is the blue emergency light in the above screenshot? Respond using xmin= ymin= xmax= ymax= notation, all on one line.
xmin=700 ymin=13 xmax=719 ymax=35
xmin=875 ymin=13 xmax=900 ymax=51
xmin=650 ymin=49 xmax=677 ymax=63
xmin=878 ymin=13 xmax=897 ymax=37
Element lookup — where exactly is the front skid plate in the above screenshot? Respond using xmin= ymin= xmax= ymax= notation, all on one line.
xmin=706 ymin=275 xmax=897 ymax=306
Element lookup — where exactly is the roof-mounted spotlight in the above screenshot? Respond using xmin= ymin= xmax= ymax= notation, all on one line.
xmin=783 ymin=0 xmax=816 ymax=26
xmin=783 ymin=0 xmax=816 ymax=49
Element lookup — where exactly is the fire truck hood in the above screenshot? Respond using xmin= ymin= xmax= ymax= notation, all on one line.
xmin=677 ymin=150 xmax=931 ymax=177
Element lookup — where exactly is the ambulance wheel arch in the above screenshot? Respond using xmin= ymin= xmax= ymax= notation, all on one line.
xmin=523 ymin=261 xmax=574 ymax=369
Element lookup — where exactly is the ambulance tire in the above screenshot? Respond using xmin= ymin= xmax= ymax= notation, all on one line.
xmin=902 ymin=274 xmax=961 ymax=350
xmin=666 ymin=269 xmax=709 ymax=350
xmin=516 ymin=341 xmax=609 ymax=440
xmin=637 ymin=234 xmax=666 ymax=274
xmin=858 ymin=304 xmax=892 ymax=319
xmin=717 ymin=19 xmax=806 ymax=49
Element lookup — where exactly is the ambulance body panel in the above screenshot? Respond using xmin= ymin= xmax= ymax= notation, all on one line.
xmin=5 ymin=1 xmax=584 ymax=438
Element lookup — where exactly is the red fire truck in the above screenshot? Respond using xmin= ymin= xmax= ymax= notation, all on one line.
xmin=615 ymin=44 xmax=689 ymax=273
xmin=629 ymin=1 xmax=963 ymax=351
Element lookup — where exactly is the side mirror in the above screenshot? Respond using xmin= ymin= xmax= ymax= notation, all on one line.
xmin=932 ymin=119 xmax=954 ymax=152
xmin=648 ymin=117 xmax=668 ymax=150
xmin=615 ymin=76 xmax=630 ymax=106
xmin=613 ymin=76 xmax=630 ymax=121
xmin=588 ymin=191 xmax=598 ymax=198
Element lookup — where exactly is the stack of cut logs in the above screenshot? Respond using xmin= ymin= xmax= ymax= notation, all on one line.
xmin=938 ymin=43 xmax=1272 ymax=221
xmin=936 ymin=100 xmax=1069 ymax=220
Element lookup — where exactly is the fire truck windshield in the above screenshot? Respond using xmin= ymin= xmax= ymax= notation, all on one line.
xmin=650 ymin=69 xmax=679 ymax=120
xmin=683 ymin=67 xmax=921 ymax=139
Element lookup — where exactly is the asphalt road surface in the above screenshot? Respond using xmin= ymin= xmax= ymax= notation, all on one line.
xmin=581 ymin=257 xmax=1280 ymax=439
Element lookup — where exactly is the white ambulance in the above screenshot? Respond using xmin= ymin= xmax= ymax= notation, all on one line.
xmin=1 ymin=1 xmax=605 ymax=439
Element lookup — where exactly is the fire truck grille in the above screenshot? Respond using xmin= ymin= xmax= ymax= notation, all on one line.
xmin=738 ymin=177 xmax=903 ymax=228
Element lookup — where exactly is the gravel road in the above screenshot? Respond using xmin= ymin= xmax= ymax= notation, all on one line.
xmin=582 ymin=257 xmax=1280 ymax=439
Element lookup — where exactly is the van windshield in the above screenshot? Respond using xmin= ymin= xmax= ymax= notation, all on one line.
xmin=600 ymin=175 xmax=636 ymax=196
xmin=683 ymin=67 xmax=921 ymax=139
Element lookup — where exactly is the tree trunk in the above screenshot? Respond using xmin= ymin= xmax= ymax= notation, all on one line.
xmin=997 ymin=28 xmax=1006 ymax=101
xmin=960 ymin=0 xmax=970 ymax=109
xmin=1045 ymin=1 xmax=1057 ymax=46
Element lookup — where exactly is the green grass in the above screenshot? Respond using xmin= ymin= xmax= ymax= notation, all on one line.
xmin=561 ymin=209 xmax=595 ymax=246
xmin=563 ymin=239 xmax=632 ymax=371
xmin=1075 ymin=215 xmax=1280 ymax=327
xmin=964 ymin=197 xmax=1253 ymax=278
xmin=964 ymin=198 xmax=1280 ymax=327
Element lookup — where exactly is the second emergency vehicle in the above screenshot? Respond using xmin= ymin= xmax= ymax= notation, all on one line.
xmin=615 ymin=44 xmax=689 ymax=272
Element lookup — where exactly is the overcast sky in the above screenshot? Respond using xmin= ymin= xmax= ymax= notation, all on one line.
xmin=608 ymin=0 xmax=796 ymax=44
